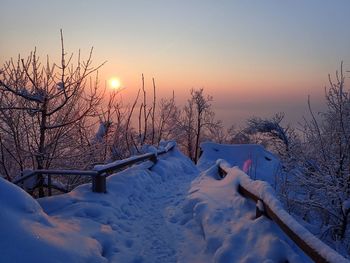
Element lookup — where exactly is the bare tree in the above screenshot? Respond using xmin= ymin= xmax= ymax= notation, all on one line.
xmin=179 ymin=88 xmax=220 ymax=162
xmin=123 ymin=75 xmax=177 ymax=152
xmin=245 ymin=113 xmax=297 ymax=156
xmin=156 ymin=92 xmax=181 ymax=144
xmin=90 ymin=90 xmax=120 ymax=163
xmin=0 ymin=30 xmax=104 ymax=196
xmin=300 ymin=63 xmax=350 ymax=240
xmin=226 ymin=125 xmax=251 ymax=144
xmin=277 ymin=63 xmax=350 ymax=253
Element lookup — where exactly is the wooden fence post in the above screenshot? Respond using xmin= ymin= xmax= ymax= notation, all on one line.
xmin=255 ymin=200 xmax=265 ymax=219
xmin=92 ymin=174 xmax=106 ymax=193
xmin=47 ymin=173 xmax=52 ymax=196
xmin=150 ymin=153 xmax=158 ymax=164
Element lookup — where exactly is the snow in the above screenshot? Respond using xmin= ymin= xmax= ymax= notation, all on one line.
xmin=0 ymin=177 xmax=104 ymax=263
xmin=57 ymin=82 xmax=64 ymax=91
xmin=343 ymin=199 xmax=350 ymax=214
xmin=1 ymin=147 xmax=198 ymax=262
xmin=176 ymin=162 xmax=310 ymax=263
xmin=198 ymin=142 xmax=281 ymax=186
xmin=15 ymin=169 xmax=38 ymax=191
xmin=1 ymin=142 xmax=347 ymax=262
xmin=93 ymin=141 xmax=176 ymax=172
xmin=94 ymin=121 xmax=111 ymax=142
xmin=19 ymin=87 xmax=45 ymax=102
xmin=257 ymin=199 xmax=265 ymax=213
xmin=218 ymin=161 xmax=349 ymax=263
xmin=93 ymin=152 xmax=156 ymax=172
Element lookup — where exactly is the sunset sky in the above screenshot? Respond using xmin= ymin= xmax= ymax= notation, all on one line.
xmin=1 ymin=0 xmax=350 ymax=126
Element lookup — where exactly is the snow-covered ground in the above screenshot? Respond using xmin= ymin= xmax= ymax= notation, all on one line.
xmin=1 ymin=143 xmax=347 ymax=262
xmin=172 ymin=164 xmax=311 ymax=262
xmin=198 ymin=142 xmax=281 ymax=187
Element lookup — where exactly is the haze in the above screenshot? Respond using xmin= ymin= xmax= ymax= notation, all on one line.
xmin=1 ymin=0 xmax=350 ymax=126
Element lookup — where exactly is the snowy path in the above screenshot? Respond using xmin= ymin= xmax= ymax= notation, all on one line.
xmin=1 ymin=146 xmax=323 ymax=262
xmin=113 ymin=168 xmax=194 ymax=263
xmin=36 ymin=150 xmax=199 ymax=263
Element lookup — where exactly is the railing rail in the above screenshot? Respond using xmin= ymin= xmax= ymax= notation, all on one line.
xmin=93 ymin=152 xmax=157 ymax=175
xmin=217 ymin=161 xmax=348 ymax=263
xmin=13 ymin=142 xmax=176 ymax=196
xmin=13 ymin=170 xmax=98 ymax=185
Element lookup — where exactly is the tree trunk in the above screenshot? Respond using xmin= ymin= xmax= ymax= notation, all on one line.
xmin=339 ymin=212 xmax=349 ymax=239
xmin=37 ymin=101 xmax=47 ymax=197
xmin=194 ymin=113 xmax=201 ymax=163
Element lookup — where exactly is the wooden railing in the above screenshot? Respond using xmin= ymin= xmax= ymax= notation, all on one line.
xmin=217 ymin=162 xmax=348 ymax=263
xmin=13 ymin=142 xmax=176 ymax=196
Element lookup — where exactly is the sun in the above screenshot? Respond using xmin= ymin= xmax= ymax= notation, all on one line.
xmin=109 ymin=78 xmax=121 ymax=90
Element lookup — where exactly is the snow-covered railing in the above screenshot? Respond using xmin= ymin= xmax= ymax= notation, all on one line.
xmin=13 ymin=142 xmax=176 ymax=196
xmin=13 ymin=169 xmax=97 ymax=195
xmin=217 ymin=160 xmax=348 ymax=263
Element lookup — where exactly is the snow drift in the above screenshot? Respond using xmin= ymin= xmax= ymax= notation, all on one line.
xmin=174 ymin=163 xmax=311 ymax=263
xmin=0 ymin=177 xmax=105 ymax=263
xmin=197 ymin=142 xmax=281 ymax=186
